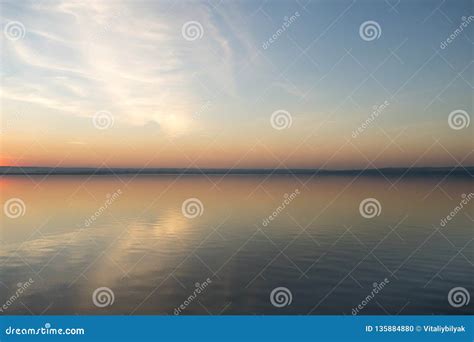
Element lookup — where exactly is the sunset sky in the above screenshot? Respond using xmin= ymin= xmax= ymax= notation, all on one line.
xmin=1 ymin=0 xmax=472 ymax=169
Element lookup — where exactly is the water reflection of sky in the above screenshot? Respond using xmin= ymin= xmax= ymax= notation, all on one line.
xmin=0 ymin=175 xmax=472 ymax=315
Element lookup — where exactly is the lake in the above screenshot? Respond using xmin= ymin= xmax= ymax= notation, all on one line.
xmin=1 ymin=175 xmax=472 ymax=315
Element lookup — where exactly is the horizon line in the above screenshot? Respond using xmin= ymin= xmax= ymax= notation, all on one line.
xmin=1 ymin=165 xmax=473 ymax=176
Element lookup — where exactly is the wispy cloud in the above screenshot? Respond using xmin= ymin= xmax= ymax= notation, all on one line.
xmin=1 ymin=0 xmax=255 ymax=134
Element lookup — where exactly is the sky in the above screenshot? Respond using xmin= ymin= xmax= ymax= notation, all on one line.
xmin=0 ymin=0 xmax=473 ymax=169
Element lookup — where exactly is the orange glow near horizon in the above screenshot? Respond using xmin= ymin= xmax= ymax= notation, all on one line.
xmin=1 ymin=126 xmax=473 ymax=169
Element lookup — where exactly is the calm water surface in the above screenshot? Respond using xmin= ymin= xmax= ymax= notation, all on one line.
xmin=1 ymin=175 xmax=472 ymax=315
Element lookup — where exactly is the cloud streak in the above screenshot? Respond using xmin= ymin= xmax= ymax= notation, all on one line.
xmin=1 ymin=0 xmax=254 ymax=134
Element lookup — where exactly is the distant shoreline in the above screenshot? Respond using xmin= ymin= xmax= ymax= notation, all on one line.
xmin=0 ymin=166 xmax=472 ymax=177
